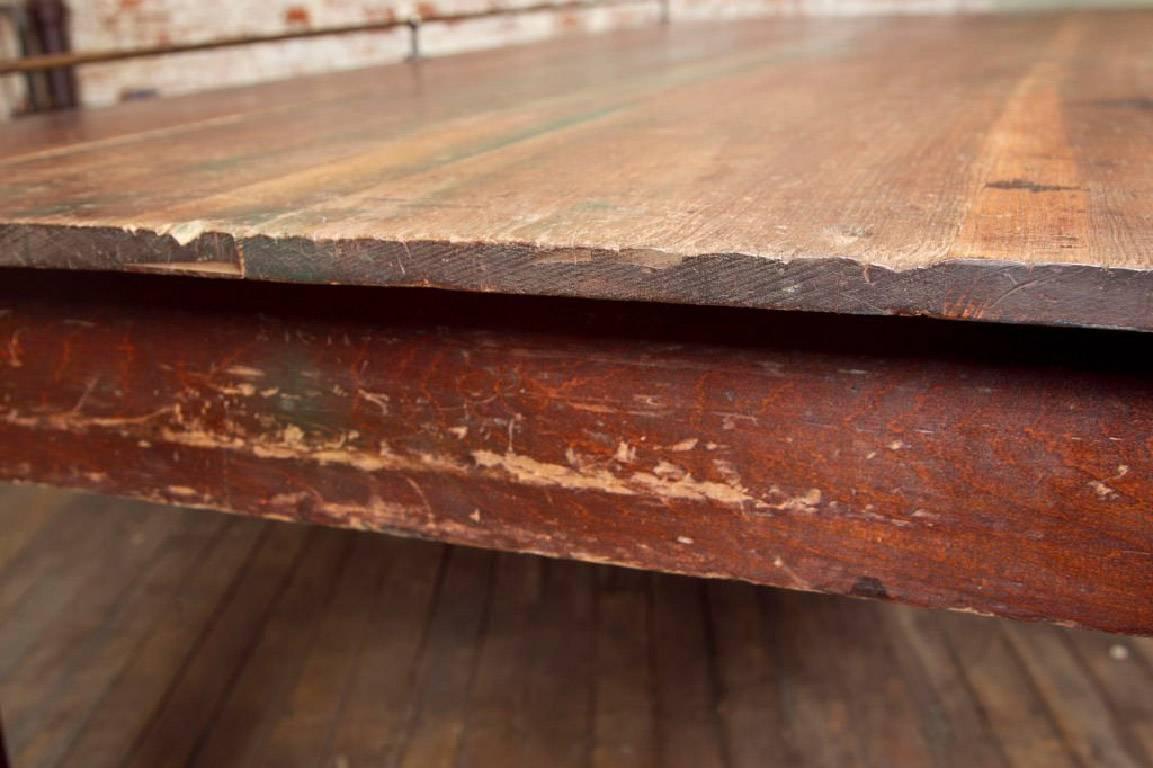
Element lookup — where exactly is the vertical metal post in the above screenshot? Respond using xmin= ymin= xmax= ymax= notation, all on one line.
xmin=407 ymin=15 xmax=422 ymax=61
xmin=659 ymin=0 xmax=670 ymax=25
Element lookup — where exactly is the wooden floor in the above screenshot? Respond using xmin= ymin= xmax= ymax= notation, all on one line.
xmin=0 ymin=484 xmax=1150 ymax=768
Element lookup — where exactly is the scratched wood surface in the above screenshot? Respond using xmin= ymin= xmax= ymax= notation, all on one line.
xmin=1 ymin=482 xmax=1151 ymax=768
xmin=2 ymin=269 xmax=1151 ymax=635
xmin=5 ymin=12 xmax=1153 ymax=329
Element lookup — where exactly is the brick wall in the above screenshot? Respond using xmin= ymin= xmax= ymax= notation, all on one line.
xmin=2 ymin=0 xmax=1146 ymax=117
xmin=72 ymin=0 xmax=660 ymax=109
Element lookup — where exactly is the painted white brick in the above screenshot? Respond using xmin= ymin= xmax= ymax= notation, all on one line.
xmin=10 ymin=0 xmax=1137 ymax=116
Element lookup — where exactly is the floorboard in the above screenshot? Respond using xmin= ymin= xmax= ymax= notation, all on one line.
xmin=0 ymin=483 xmax=1148 ymax=768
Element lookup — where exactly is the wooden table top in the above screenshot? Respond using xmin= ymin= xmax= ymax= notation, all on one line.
xmin=3 ymin=10 xmax=1153 ymax=330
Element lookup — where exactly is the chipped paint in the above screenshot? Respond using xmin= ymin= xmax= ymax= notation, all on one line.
xmin=225 ymin=365 xmax=266 ymax=378
xmin=473 ymin=449 xmax=635 ymax=495
xmin=2 ymin=398 xmax=801 ymax=509
xmin=651 ymin=460 xmax=685 ymax=479
xmin=766 ymin=488 xmax=822 ymax=513
xmin=1089 ymin=480 xmax=1119 ymax=500
xmin=358 ymin=389 xmax=390 ymax=415
xmin=165 ymin=220 xmax=208 ymax=246
xmin=629 ymin=469 xmax=762 ymax=506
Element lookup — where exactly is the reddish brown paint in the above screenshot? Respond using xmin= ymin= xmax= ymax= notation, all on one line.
xmin=0 ymin=270 xmax=1150 ymax=635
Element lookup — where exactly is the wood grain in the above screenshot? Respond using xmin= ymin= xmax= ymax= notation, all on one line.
xmin=1 ymin=269 xmax=1151 ymax=634
xmin=2 ymin=483 xmax=1153 ymax=767
xmin=5 ymin=12 xmax=1153 ymax=329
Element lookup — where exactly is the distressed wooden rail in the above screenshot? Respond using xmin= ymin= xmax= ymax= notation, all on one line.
xmin=1 ymin=269 xmax=1150 ymax=635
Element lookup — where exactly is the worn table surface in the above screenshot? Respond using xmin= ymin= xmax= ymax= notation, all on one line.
xmin=4 ymin=11 xmax=1153 ymax=329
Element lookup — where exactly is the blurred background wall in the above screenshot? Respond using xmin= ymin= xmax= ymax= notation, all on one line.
xmin=0 ymin=0 xmax=1147 ymax=118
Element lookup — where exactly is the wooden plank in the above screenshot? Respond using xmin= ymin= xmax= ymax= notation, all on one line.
xmin=393 ymin=546 xmax=495 ymax=768
xmin=0 ymin=496 xmax=128 ymax=682
xmin=122 ymin=522 xmax=314 ymax=767
xmin=811 ymin=596 xmax=937 ymax=766
xmin=881 ymin=605 xmax=1011 ymax=768
xmin=758 ymin=589 xmax=867 ymax=768
xmin=455 ymin=554 xmax=598 ymax=768
xmin=1 ymin=269 xmax=1152 ymax=634
xmin=255 ymin=533 xmax=398 ymax=767
xmin=52 ymin=517 xmax=266 ymax=768
xmin=10 ymin=510 xmax=226 ymax=768
xmin=1001 ymin=621 xmax=1150 ymax=768
xmin=0 ymin=485 xmax=73 ymax=568
xmin=456 ymin=554 xmax=549 ymax=767
xmin=936 ymin=612 xmax=1079 ymax=768
xmin=515 ymin=559 xmax=597 ymax=766
xmin=0 ymin=503 xmax=197 ymax=765
xmin=706 ymin=580 xmax=802 ymax=767
xmin=0 ymin=485 xmax=1152 ymax=767
xmin=651 ymin=574 xmax=728 ymax=768
xmin=324 ymin=539 xmax=447 ymax=765
xmin=592 ymin=567 xmax=656 ymax=768
xmin=0 ymin=499 xmax=192 ymax=761
xmin=1062 ymin=630 xmax=1153 ymax=763
xmin=5 ymin=12 xmax=1153 ymax=329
